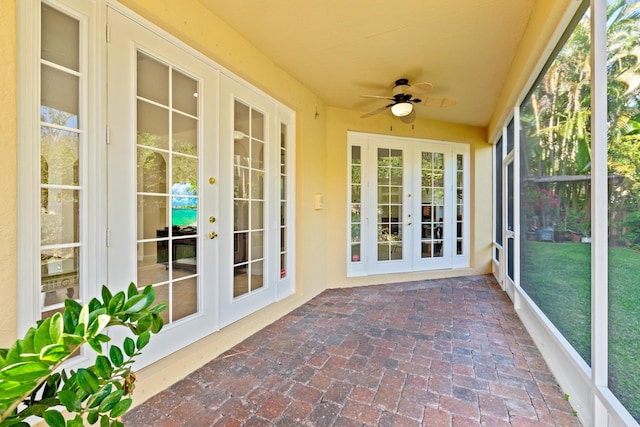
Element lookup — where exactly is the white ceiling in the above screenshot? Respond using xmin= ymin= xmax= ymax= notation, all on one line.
xmin=197 ymin=0 xmax=536 ymax=127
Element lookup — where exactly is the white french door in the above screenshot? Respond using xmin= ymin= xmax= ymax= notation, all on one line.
xmin=348 ymin=132 xmax=469 ymax=276
xmin=218 ymin=75 xmax=277 ymax=326
xmin=106 ymin=8 xmax=220 ymax=365
xmin=367 ymin=138 xmax=413 ymax=274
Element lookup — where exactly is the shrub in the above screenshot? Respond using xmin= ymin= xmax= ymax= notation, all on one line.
xmin=0 ymin=283 xmax=166 ymax=427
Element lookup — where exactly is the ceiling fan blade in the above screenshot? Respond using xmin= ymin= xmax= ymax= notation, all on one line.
xmin=407 ymin=82 xmax=433 ymax=96
xmin=417 ymin=96 xmax=456 ymax=108
xmin=400 ymin=109 xmax=416 ymax=124
xmin=361 ymin=104 xmax=391 ymax=118
xmin=361 ymin=95 xmax=395 ymax=100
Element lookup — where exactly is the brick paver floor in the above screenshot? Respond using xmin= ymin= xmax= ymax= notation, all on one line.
xmin=123 ymin=274 xmax=582 ymax=426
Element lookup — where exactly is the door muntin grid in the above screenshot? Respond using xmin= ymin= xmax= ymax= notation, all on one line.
xmin=135 ymin=51 xmax=200 ymax=325
xmin=376 ymin=148 xmax=404 ymax=261
xmin=233 ymin=100 xmax=266 ymax=298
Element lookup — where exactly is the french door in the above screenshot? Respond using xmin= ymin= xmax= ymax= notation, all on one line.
xmin=348 ymin=132 xmax=469 ymax=276
xmin=217 ymin=75 xmax=278 ymax=326
xmin=106 ymin=8 xmax=219 ymax=365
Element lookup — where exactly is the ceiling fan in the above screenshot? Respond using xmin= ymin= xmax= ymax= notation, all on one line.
xmin=360 ymin=78 xmax=456 ymax=124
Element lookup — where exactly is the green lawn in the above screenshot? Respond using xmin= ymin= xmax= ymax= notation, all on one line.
xmin=520 ymin=241 xmax=640 ymax=422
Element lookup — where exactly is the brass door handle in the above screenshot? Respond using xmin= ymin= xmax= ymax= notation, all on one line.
xmin=208 ymin=231 xmax=218 ymax=239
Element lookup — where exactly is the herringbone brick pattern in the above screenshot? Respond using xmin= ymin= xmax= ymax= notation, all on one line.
xmin=123 ymin=275 xmax=581 ymax=426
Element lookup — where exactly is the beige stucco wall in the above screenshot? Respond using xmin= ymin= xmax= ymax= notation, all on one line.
xmin=325 ymin=107 xmax=493 ymax=288
xmin=0 ymin=0 xmax=17 ymax=348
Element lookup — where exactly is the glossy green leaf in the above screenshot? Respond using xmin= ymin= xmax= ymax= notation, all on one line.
xmin=86 ymin=314 xmax=110 ymax=339
xmin=63 ymin=301 xmax=80 ymax=333
xmin=78 ymin=305 xmax=89 ymax=335
xmin=86 ymin=409 xmax=99 ymax=424
xmin=21 ymin=328 xmax=36 ymax=355
xmin=42 ymin=409 xmax=65 ymax=427
xmin=48 ymin=313 xmax=63 ymax=344
xmin=101 ymin=286 xmax=112 ymax=305
xmin=142 ymin=285 xmax=155 ymax=300
xmin=122 ymin=294 xmax=152 ymax=314
xmin=33 ymin=318 xmax=53 ymax=353
xmin=111 ymin=421 xmax=125 ymax=427
xmin=94 ymin=356 xmax=113 ymax=379
xmin=60 ymin=334 xmax=84 ymax=348
xmin=0 ymin=378 xmax=38 ymax=398
xmin=127 ymin=282 xmax=138 ymax=298
xmin=100 ymin=415 xmax=109 ymax=427
xmin=109 ymin=346 xmax=124 ymax=368
xmin=98 ymin=389 xmax=122 ymax=413
xmin=40 ymin=344 xmax=69 ymax=363
xmin=109 ymin=397 xmax=132 ymax=418
xmin=136 ymin=331 xmax=151 ymax=350
xmin=86 ymin=337 xmax=103 ymax=354
xmin=107 ymin=292 xmax=125 ymax=315
xmin=75 ymin=368 xmax=99 ymax=394
xmin=0 ymin=361 xmax=50 ymax=382
xmin=149 ymin=302 xmax=168 ymax=315
xmin=87 ymin=384 xmax=112 ymax=409
xmin=67 ymin=415 xmax=85 ymax=427
xmin=151 ymin=314 xmax=164 ymax=334
xmin=123 ymin=338 xmax=135 ymax=357
xmin=57 ymin=389 xmax=81 ymax=412
xmin=136 ymin=315 xmax=152 ymax=333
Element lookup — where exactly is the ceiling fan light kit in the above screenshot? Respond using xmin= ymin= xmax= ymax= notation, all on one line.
xmin=391 ymin=102 xmax=413 ymax=117
xmin=360 ymin=78 xmax=456 ymax=124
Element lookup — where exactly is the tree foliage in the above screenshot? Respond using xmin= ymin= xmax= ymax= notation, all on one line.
xmin=521 ymin=0 xmax=640 ymax=242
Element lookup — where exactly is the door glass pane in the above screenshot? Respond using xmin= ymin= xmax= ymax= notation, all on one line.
xmin=41 ymin=4 xmax=79 ymax=71
xmin=377 ymin=148 xmax=403 ymax=261
xmin=233 ymin=100 xmax=266 ymax=298
xmin=172 ymin=112 xmax=198 ymax=155
xmin=137 ymin=52 xmax=169 ymax=105
xmin=172 ymin=69 xmax=197 ymax=116
xmin=41 ymin=65 xmax=79 ymax=126
xmin=40 ymin=5 xmax=82 ymax=318
xmin=350 ymin=146 xmax=362 ymax=262
xmin=456 ymin=154 xmax=464 ymax=255
xmin=507 ymin=162 xmax=514 ymax=281
xmin=280 ymin=123 xmax=288 ymax=277
xmin=421 ymin=150 xmax=445 ymax=259
xmin=495 ymin=137 xmax=503 ymax=262
xmin=136 ymin=51 xmax=199 ymax=324
xmin=137 ymin=100 xmax=169 ymax=150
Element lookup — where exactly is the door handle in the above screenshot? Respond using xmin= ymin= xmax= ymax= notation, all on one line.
xmin=208 ymin=231 xmax=218 ymax=239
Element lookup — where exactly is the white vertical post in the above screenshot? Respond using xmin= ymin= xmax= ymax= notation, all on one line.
xmin=590 ymin=0 xmax=608 ymax=425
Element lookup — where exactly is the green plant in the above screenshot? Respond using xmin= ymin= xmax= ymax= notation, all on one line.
xmin=0 ymin=283 xmax=166 ymax=427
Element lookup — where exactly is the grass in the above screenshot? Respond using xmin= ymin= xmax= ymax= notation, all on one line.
xmin=520 ymin=241 xmax=640 ymax=422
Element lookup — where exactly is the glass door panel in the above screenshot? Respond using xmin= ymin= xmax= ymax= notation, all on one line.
xmin=377 ymin=148 xmax=404 ymax=261
xmin=233 ymin=100 xmax=265 ymax=298
xmin=420 ymin=151 xmax=445 ymax=259
xmin=135 ymin=52 xmax=199 ymax=323
xmin=39 ymin=3 xmax=82 ymax=319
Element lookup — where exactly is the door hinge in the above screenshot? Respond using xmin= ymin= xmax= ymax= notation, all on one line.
xmin=106 ymin=127 xmax=110 ymax=145
xmin=106 ymin=228 xmax=111 ymax=247
xmin=106 ymin=24 xmax=111 ymax=43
